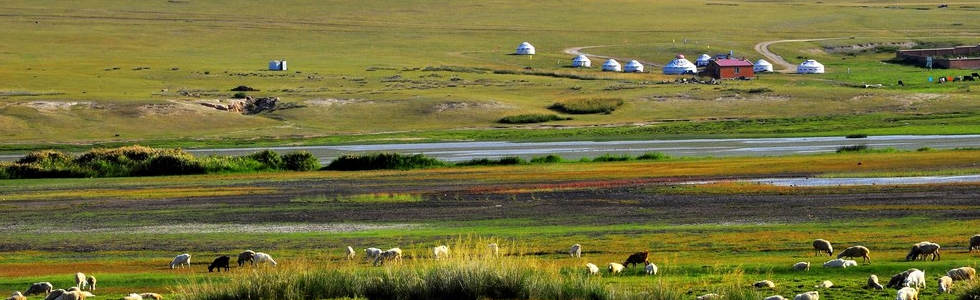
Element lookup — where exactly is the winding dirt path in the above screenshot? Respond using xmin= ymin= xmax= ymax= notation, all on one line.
xmin=753 ymin=37 xmax=852 ymax=73
xmin=563 ymin=46 xmax=661 ymax=67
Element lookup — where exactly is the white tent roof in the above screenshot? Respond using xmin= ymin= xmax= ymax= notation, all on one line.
xmin=572 ymin=55 xmax=591 ymax=67
xmin=602 ymin=59 xmax=621 ymax=71
xmin=797 ymin=59 xmax=825 ymax=74
xmin=516 ymin=42 xmax=535 ymax=55
xmin=573 ymin=55 xmax=591 ymax=63
xmin=624 ymin=60 xmax=644 ymax=72
xmin=695 ymin=54 xmax=712 ymax=66
xmin=754 ymin=59 xmax=773 ymax=72
xmin=755 ymin=59 xmax=772 ymax=66
xmin=663 ymin=54 xmax=697 ymax=75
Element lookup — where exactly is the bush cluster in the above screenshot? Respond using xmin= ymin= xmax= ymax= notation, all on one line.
xmin=326 ymin=153 xmax=445 ymax=171
xmin=550 ymin=98 xmax=624 ymax=114
xmin=499 ymin=114 xmax=571 ymax=124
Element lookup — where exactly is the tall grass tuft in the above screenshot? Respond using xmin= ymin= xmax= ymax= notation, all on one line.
xmin=550 ymin=98 xmax=624 ymax=114
xmin=499 ymin=114 xmax=571 ymax=124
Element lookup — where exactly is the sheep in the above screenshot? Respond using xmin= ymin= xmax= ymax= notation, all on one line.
xmin=86 ymin=276 xmax=96 ymax=291
xmin=904 ymin=269 xmax=925 ymax=288
xmin=433 ymin=245 xmax=449 ymax=259
xmin=7 ymin=292 xmax=26 ymax=300
xmin=792 ymin=262 xmax=810 ymax=271
xmin=868 ymin=274 xmax=883 ymax=290
xmin=373 ymin=248 xmax=402 ymax=266
xmin=815 ymin=280 xmax=833 ymax=288
xmin=622 ymin=251 xmax=649 ymax=268
xmin=365 ymin=247 xmax=383 ymax=261
xmin=793 ymin=291 xmax=819 ymax=300
xmin=121 ymin=293 xmax=143 ymax=300
xmin=905 ymin=242 xmax=940 ymax=261
xmin=947 ymin=267 xmax=976 ymax=281
xmin=753 ymin=280 xmax=775 ymax=289
xmin=65 ymin=288 xmax=79 ymax=292
xmin=837 ymin=245 xmax=870 ymax=264
xmin=896 ymin=287 xmax=918 ymax=300
xmin=696 ymin=293 xmax=721 ymax=300
xmin=887 ymin=269 xmax=919 ymax=289
xmin=74 ymin=273 xmax=86 ymax=290
xmin=763 ymin=296 xmax=786 ymax=300
xmin=25 ymin=282 xmax=53 ymax=296
xmin=208 ymin=256 xmax=231 ymax=272
xmin=822 ymin=259 xmax=847 ymax=268
xmin=44 ymin=290 xmax=66 ymax=300
xmin=812 ymin=239 xmax=833 ymax=256
xmin=346 ymin=246 xmax=355 ymax=260
xmin=237 ymin=250 xmax=255 ymax=267
xmin=645 ymin=262 xmax=658 ymax=275
xmin=53 ymin=291 xmax=86 ymax=300
xmin=970 ymin=235 xmax=980 ymax=252
xmin=938 ymin=276 xmax=952 ymax=293
xmin=607 ymin=262 xmax=624 ymax=275
xmin=170 ymin=253 xmax=191 ymax=269
xmin=254 ymin=252 xmax=277 ymax=266
xmin=140 ymin=293 xmax=163 ymax=300
xmin=585 ymin=263 xmax=599 ymax=275
xmin=570 ymin=244 xmax=581 ymax=258
xmin=488 ymin=243 xmax=499 ymax=257
xmin=842 ymin=260 xmax=858 ymax=267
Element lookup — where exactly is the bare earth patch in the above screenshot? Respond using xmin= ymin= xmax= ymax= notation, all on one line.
xmin=5 ymin=223 xmax=422 ymax=234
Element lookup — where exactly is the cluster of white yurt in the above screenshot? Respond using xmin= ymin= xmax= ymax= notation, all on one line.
xmin=516 ymin=42 xmax=536 ymax=55
xmin=602 ymin=59 xmax=622 ymax=72
xmin=662 ymin=54 xmax=698 ymax=75
xmin=797 ymin=59 xmax=825 ymax=74
xmin=624 ymin=60 xmax=644 ymax=72
xmin=572 ymin=55 xmax=592 ymax=68
xmin=754 ymin=59 xmax=773 ymax=73
xmin=695 ymin=54 xmax=712 ymax=67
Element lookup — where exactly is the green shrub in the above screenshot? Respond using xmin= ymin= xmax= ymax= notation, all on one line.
xmin=17 ymin=149 xmax=74 ymax=165
xmin=282 ymin=151 xmax=320 ymax=171
xmin=845 ymin=133 xmax=868 ymax=138
xmin=530 ymin=154 xmax=563 ymax=164
xmin=248 ymin=149 xmax=284 ymax=170
xmin=135 ymin=153 xmax=205 ymax=176
xmin=590 ymin=154 xmax=633 ymax=162
xmin=326 ymin=153 xmax=445 ymax=171
xmin=499 ymin=114 xmax=571 ymax=124
xmin=456 ymin=157 xmax=526 ymax=167
xmin=837 ymin=144 xmax=870 ymax=153
xmin=637 ymin=152 xmax=670 ymax=160
xmin=550 ymin=98 xmax=623 ymax=114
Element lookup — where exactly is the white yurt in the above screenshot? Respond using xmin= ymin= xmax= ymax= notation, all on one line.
xmin=695 ymin=54 xmax=712 ymax=67
xmin=602 ymin=59 xmax=622 ymax=72
xmin=572 ymin=55 xmax=592 ymax=68
xmin=754 ymin=59 xmax=774 ymax=73
xmin=797 ymin=59 xmax=825 ymax=74
xmin=516 ymin=42 xmax=535 ymax=55
xmin=662 ymin=54 xmax=697 ymax=75
xmin=624 ymin=60 xmax=644 ymax=72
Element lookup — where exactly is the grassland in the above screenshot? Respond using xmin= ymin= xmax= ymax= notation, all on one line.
xmin=3 ymin=150 xmax=980 ymax=299
xmin=0 ymin=0 xmax=979 ymax=149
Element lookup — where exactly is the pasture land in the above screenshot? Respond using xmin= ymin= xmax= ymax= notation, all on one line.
xmin=3 ymin=150 xmax=980 ymax=299
xmin=1 ymin=1 xmax=980 ymax=148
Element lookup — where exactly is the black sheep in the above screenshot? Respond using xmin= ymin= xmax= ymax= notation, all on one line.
xmin=208 ymin=255 xmax=231 ymax=272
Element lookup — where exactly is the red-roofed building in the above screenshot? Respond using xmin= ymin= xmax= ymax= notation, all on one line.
xmin=705 ymin=58 xmax=755 ymax=79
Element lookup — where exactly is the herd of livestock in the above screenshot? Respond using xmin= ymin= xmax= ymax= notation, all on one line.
xmin=9 ymin=235 xmax=980 ymax=300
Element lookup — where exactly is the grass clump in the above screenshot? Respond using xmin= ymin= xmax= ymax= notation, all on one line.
xmin=326 ymin=153 xmax=445 ymax=171
xmin=499 ymin=114 xmax=571 ymax=124
xmin=530 ymin=154 xmax=563 ymax=164
xmin=550 ymin=98 xmax=624 ymax=114
xmin=456 ymin=157 xmax=526 ymax=167
xmin=836 ymin=145 xmax=899 ymax=153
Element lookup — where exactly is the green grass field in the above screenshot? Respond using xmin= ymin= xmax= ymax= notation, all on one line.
xmin=1 ymin=0 xmax=980 ymax=148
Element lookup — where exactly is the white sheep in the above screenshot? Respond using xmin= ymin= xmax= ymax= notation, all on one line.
xmin=7 ymin=292 xmax=26 ymax=300
xmin=815 ymin=280 xmax=833 ymax=288
xmin=140 ymin=293 xmax=163 ymax=300
xmin=74 ymin=273 xmax=86 ymax=290
xmin=585 ymin=263 xmax=599 ymax=275
xmin=365 ymin=247 xmax=383 ymax=261
xmin=842 ymin=260 xmax=858 ymax=267
xmin=970 ymin=234 xmax=980 ymax=252
xmin=753 ymin=280 xmax=775 ymax=289
xmin=53 ymin=290 xmax=86 ymax=300
xmin=374 ymin=248 xmax=402 ymax=266
xmin=488 ymin=243 xmax=499 ymax=257
xmin=868 ymin=274 xmax=883 ymax=290
xmin=346 ymin=246 xmax=355 ymax=260
xmin=645 ymin=263 xmax=658 ymax=275
xmin=903 ymin=269 xmax=925 ymax=288
xmin=607 ymin=262 xmax=624 ymax=275
xmin=43 ymin=289 xmax=65 ymax=300
xmin=793 ymin=291 xmax=819 ymax=300
xmin=763 ymin=296 xmax=786 ymax=300
xmin=254 ymin=252 xmax=277 ymax=266
xmin=896 ymin=287 xmax=918 ymax=300
xmin=25 ymin=282 xmax=53 ymax=296
xmin=822 ymin=259 xmax=847 ymax=268
xmin=433 ymin=245 xmax=449 ymax=259
xmin=169 ymin=253 xmax=191 ymax=269
xmin=121 ymin=293 xmax=143 ymax=300
xmin=812 ymin=239 xmax=833 ymax=256
xmin=947 ymin=266 xmax=976 ymax=281
xmin=938 ymin=276 xmax=952 ymax=293
xmin=696 ymin=293 xmax=721 ymax=300
xmin=792 ymin=262 xmax=810 ymax=271
xmin=570 ymin=244 xmax=581 ymax=258
xmin=86 ymin=276 xmax=96 ymax=291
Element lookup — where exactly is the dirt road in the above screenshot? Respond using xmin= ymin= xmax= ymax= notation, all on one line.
xmin=753 ymin=37 xmax=851 ymax=73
